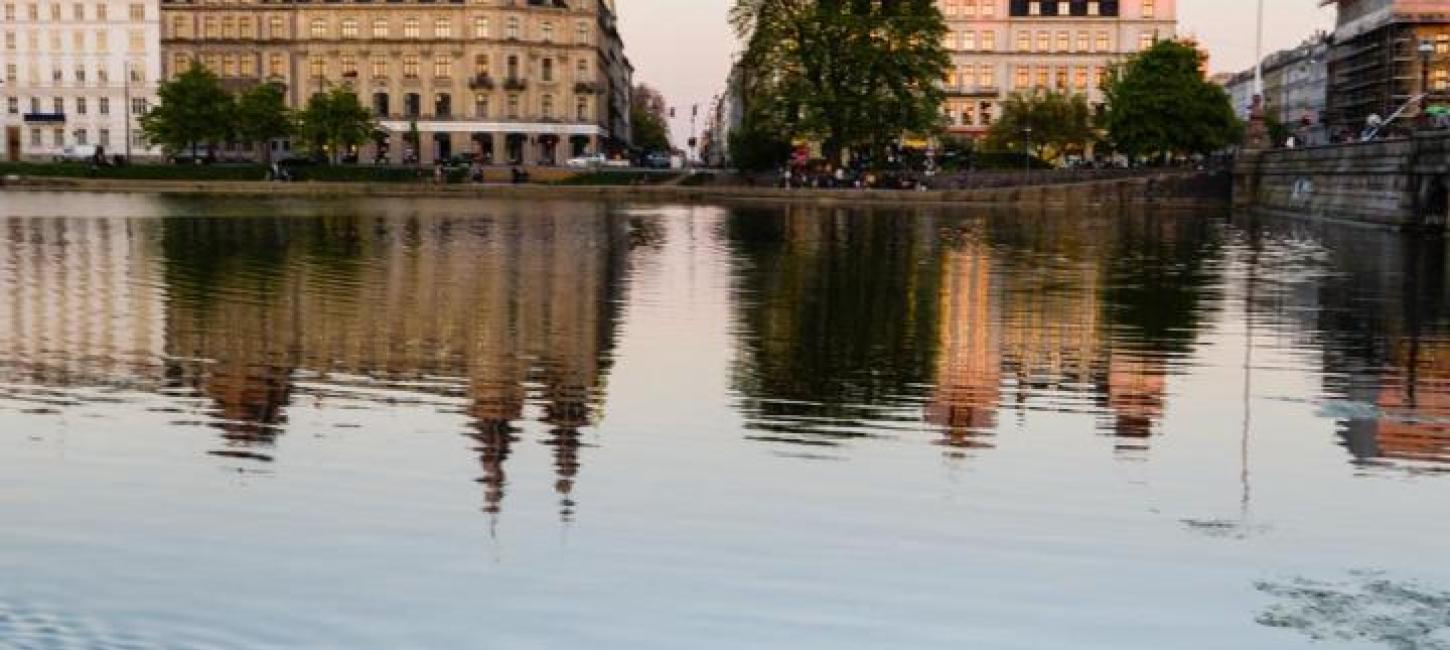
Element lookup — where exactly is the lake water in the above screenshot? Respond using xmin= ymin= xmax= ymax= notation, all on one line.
xmin=1 ymin=191 xmax=1448 ymax=650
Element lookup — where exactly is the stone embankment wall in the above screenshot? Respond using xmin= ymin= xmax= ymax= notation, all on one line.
xmin=1234 ymin=132 xmax=1450 ymax=230
xmin=0 ymin=171 xmax=1228 ymax=208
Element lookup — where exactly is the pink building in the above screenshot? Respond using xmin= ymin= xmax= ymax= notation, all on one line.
xmin=937 ymin=0 xmax=1177 ymax=139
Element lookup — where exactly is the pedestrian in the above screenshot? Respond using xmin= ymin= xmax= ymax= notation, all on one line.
xmin=834 ymin=167 xmax=845 ymax=188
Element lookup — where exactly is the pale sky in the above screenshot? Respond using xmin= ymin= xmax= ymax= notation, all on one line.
xmin=614 ymin=0 xmax=1337 ymax=146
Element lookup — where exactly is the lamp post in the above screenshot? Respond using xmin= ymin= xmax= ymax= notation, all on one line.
xmin=1420 ymin=39 xmax=1435 ymax=119
xmin=1021 ymin=126 xmax=1033 ymax=185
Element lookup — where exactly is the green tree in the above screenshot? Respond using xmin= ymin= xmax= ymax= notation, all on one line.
xmin=731 ymin=0 xmax=949 ymax=164
xmin=631 ymin=83 xmax=672 ymax=152
xmin=728 ymin=117 xmax=793 ymax=171
xmin=141 ymin=62 xmax=233 ymax=160
xmin=1101 ymin=39 xmax=1241 ymax=161
xmin=233 ymin=82 xmax=293 ymax=164
xmin=297 ymin=87 xmax=375 ymax=164
xmin=985 ymin=90 xmax=1095 ymax=164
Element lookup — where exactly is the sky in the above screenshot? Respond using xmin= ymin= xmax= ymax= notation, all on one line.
xmin=614 ymin=0 xmax=1337 ymax=147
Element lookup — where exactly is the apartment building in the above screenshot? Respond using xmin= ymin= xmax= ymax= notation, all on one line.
xmin=938 ymin=0 xmax=1176 ymax=139
xmin=160 ymin=0 xmax=632 ymax=165
xmin=1324 ymin=0 xmax=1450 ymax=133
xmin=0 ymin=0 xmax=162 ymax=161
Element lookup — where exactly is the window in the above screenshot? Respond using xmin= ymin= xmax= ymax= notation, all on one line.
xmin=982 ymin=30 xmax=995 ymax=51
xmin=268 ymin=52 xmax=284 ymax=77
xmin=372 ymin=19 xmax=387 ymax=38
xmin=505 ymin=16 xmax=518 ymax=39
xmin=473 ymin=54 xmax=489 ymax=75
xmin=74 ymin=129 xmax=87 ymax=145
xmin=1035 ymin=65 xmax=1048 ymax=88
xmin=52 ymin=127 xmax=63 ymax=147
xmin=30 ymin=129 xmax=41 ymax=147
xmin=980 ymin=64 xmax=995 ymax=88
xmin=3 ymin=4 xmax=13 ymax=20
xmin=98 ymin=128 xmax=109 ymax=146
xmin=222 ymin=16 xmax=233 ymax=38
xmin=341 ymin=18 xmax=357 ymax=38
xmin=541 ymin=57 xmax=552 ymax=82
xmin=1036 ymin=31 xmax=1049 ymax=52
xmin=1014 ymin=65 xmax=1028 ymax=89
xmin=541 ymin=93 xmax=552 ymax=119
xmin=310 ymin=18 xmax=325 ymax=38
xmin=576 ymin=95 xmax=587 ymax=120
xmin=340 ymin=55 xmax=356 ymax=77
xmin=434 ymin=92 xmax=450 ymax=117
xmin=982 ymin=0 xmax=994 ymax=16
xmin=309 ymin=55 xmax=324 ymax=78
xmin=95 ymin=29 xmax=106 ymax=51
xmin=128 ymin=3 xmax=142 ymax=20
xmin=540 ymin=21 xmax=552 ymax=42
xmin=1077 ymin=31 xmax=1089 ymax=52
xmin=473 ymin=16 xmax=488 ymax=38
xmin=575 ymin=58 xmax=587 ymax=79
xmin=433 ymin=54 xmax=450 ymax=79
xmin=962 ymin=31 xmax=975 ymax=51
xmin=575 ymin=20 xmax=587 ymax=44
xmin=1055 ymin=67 xmax=1067 ymax=89
xmin=371 ymin=58 xmax=386 ymax=78
xmin=475 ymin=94 xmax=488 ymax=118
xmin=1015 ymin=31 xmax=1029 ymax=52
xmin=131 ymin=97 xmax=146 ymax=115
xmin=1095 ymin=32 xmax=1109 ymax=52
xmin=70 ymin=2 xmax=79 ymax=20
xmin=506 ymin=54 xmax=518 ymax=79
xmin=1142 ymin=0 xmax=1154 ymax=19
xmin=1435 ymin=67 xmax=1449 ymax=92
xmin=1074 ymin=66 xmax=1088 ymax=89
xmin=3 ymin=32 xmax=12 ymax=50
xmin=269 ymin=16 xmax=284 ymax=38
xmin=74 ymin=66 xmax=85 ymax=83
xmin=404 ymin=93 xmax=419 ymax=117
xmin=222 ymin=55 xmax=235 ymax=76
xmin=52 ymin=96 xmax=61 ymax=113
xmin=433 ymin=18 xmax=449 ymax=39
xmin=240 ymin=55 xmax=255 ymax=77
xmin=507 ymin=94 xmax=518 ymax=119
xmin=1056 ymin=31 xmax=1069 ymax=52
xmin=403 ymin=18 xmax=418 ymax=38
xmin=1138 ymin=32 xmax=1153 ymax=51
xmin=402 ymin=54 xmax=418 ymax=78
xmin=5 ymin=97 xmax=15 ymax=114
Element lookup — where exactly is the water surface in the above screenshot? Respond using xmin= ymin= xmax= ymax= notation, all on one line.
xmin=1 ymin=192 xmax=1448 ymax=649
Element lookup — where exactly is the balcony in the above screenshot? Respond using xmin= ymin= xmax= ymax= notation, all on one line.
xmin=503 ymin=77 xmax=527 ymax=91
xmin=573 ymin=81 xmax=599 ymax=94
xmin=469 ymin=74 xmax=495 ymax=90
xmin=23 ymin=112 xmax=66 ymax=124
xmin=945 ymin=85 xmax=999 ymax=97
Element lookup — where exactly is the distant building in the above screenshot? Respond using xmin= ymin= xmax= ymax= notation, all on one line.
xmin=1221 ymin=35 xmax=1330 ymax=128
xmin=1323 ymin=0 xmax=1450 ymax=132
xmin=158 ymin=0 xmax=633 ymax=164
xmin=0 ymin=0 xmax=163 ymax=161
xmin=705 ymin=61 xmax=745 ymax=168
xmin=937 ymin=0 xmax=1178 ymax=139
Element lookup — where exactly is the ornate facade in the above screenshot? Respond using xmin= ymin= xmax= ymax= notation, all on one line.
xmin=159 ymin=0 xmax=632 ymax=164
xmin=937 ymin=0 xmax=1176 ymax=139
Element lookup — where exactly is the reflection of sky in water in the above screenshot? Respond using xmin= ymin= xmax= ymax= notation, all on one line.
xmin=0 ymin=192 xmax=1448 ymax=648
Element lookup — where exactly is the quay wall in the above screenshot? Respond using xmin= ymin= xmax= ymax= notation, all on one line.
xmin=1234 ymin=132 xmax=1450 ymax=229
xmin=0 ymin=172 xmax=1228 ymax=208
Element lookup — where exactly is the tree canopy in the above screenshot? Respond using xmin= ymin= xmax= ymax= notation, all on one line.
xmin=985 ymin=90 xmax=1095 ymax=163
xmin=233 ymin=82 xmax=293 ymax=163
xmin=731 ymin=0 xmax=950 ymax=164
xmin=631 ymin=83 xmax=672 ymax=153
xmin=297 ymin=88 xmax=376 ymax=163
xmin=1101 ymin=40 xmax=1241 ymax=159
xmin=141 ymin=63 xmax=233 ymax=158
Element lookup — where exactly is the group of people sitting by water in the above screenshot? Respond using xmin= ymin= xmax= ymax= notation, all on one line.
xmin=778 ymin=165 xmax=931 ymax=191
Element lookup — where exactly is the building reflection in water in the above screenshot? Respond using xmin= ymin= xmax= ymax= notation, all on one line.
xmin=727 ymin=205 xmax=1224 ymax=460
xmin=0 ymin=200 xmax=634 ymax=520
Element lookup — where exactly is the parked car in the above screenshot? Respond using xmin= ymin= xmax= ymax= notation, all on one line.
xmin=565 ymin=153 xmax=606 ymax=168
xmin=642 ymin=152 xmax=672 ymax=169
xmin=53 ymin=145 xmax=99 ymax=163
xmin=603 ymin=157 xmax=632 ymax=168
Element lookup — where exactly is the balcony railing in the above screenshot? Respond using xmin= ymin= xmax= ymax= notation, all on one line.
xmin=944 ymin=85 xmax=1000 ymax=97
xmin=503 ymin=76 xmax=526 ymax=91
xmin=469 ymin=74 xmax=495 ymax=90
xmin=573 ymin=81 xmax=599 ymax=94
xmin=23 ymin=112 xmax=66 ymax=123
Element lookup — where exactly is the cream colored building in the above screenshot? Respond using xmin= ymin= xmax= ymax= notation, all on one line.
xmin=1 ymin=0 xmax=163 ymax=161
xmin=160 ymin=0 xmax=632 ymax=164
xmin=938 ymin=0 xmax=1176 ymax=138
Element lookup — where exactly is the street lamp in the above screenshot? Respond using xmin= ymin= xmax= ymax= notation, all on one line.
xmin=1021 ymin=126 xmax=1033 ymax=184
xmin=1420 ymin=39 xmax=1435 ymax=117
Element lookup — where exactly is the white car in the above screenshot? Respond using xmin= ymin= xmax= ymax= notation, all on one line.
xmin=565 ymin=153 xmax=606 ymax=168
xmin=603 ymin=157 xmax=632 ymax=168
xmin=53 ymin=145 xmax=100 ymax=163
